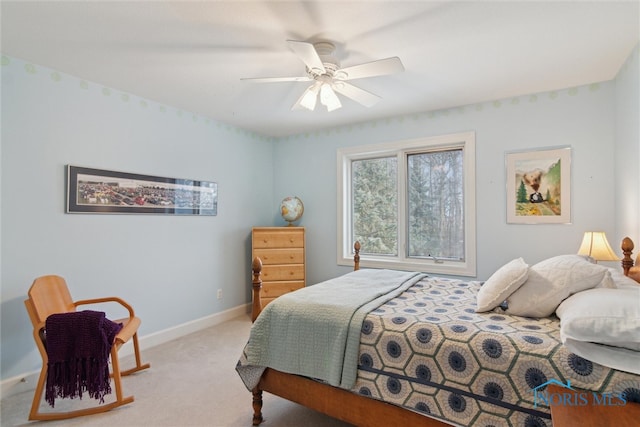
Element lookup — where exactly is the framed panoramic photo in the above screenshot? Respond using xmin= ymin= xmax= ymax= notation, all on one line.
xmin=505 ymin=146 xmax=571 ymax=224
xmin=66 ymin=166 xmax=217 ymax=215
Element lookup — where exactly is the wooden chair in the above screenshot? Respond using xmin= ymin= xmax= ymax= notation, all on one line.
xmin=24 ymin=274 xmax=151 ymax=420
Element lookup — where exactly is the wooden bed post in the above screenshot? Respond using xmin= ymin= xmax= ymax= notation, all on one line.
xmin=251 ymin=388 xmax=263 ymax=426
xmin=250 ymin=256 xmax=265 ymax=425
xmin=621 ymin=237 xmax=634 ymax=277
xmin=354 ymin=241 xmax=361 ymax=271
xmin=251 ymin=257 xmax=263 ymax=323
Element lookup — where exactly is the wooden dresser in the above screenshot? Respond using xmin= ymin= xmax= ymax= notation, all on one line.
xmin=252 ymin=227 xmax=305 ymax=308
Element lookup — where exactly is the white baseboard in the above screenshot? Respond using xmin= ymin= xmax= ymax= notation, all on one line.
xmin=0 ymin=304 xmax=251 ymax=400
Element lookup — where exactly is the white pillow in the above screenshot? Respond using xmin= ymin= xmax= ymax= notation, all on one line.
xmin=598 ymin=341 xmax=640 ymax=351
xmin=505 ymin=254 xmax=609 ymax=317
xmin=561 ymin=339 xmax=640 ymax=375
xmin=606 ymin=267 xmax=640 ymax=289
xmin=476 ymin=258 xmax=529 ymax=312
xmin=556 ymin=287 xmax=640 ymax=351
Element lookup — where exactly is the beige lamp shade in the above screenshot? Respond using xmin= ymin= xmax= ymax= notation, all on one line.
xmin=577 ymin=231 xmax=620 ymax=261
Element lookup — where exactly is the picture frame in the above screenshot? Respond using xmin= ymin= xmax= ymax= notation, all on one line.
xmin=505 ymin=146 xmax=571 ymax=224
xmin=66 ymin=165 xmax=217 ymax=215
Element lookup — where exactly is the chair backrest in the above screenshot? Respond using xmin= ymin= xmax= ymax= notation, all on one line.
xmin=26 ymin=275 xmax=76 ymax=327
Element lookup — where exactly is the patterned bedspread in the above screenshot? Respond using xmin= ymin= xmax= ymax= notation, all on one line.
xmin=351 ymin=276 xmax=640 ymax=426
xmin=237 ymin=274 xmax=640 ymax=426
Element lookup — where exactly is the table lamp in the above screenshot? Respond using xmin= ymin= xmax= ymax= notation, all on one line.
xmin=577 ymin=231 xmax=620 ymax=262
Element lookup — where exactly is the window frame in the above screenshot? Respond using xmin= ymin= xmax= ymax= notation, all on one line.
xmin=337 ymin=131 xmax=476 ymax=276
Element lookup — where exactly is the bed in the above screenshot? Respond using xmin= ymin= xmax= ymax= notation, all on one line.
xmin=237 ymin=237 xmax=640 ymax=426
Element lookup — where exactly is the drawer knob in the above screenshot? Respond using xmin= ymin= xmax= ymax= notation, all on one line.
xmin=263 ymin=239 xmax=268 ymax=243
xmin=289 ymin=238 xmax=294 ymax=242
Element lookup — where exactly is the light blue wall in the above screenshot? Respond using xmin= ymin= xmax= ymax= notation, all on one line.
xmin=0 ymin=56 xmax=275 ymax=379
xmin=614 ymin=45 xmax=640 ymax=243
xmin=2 ymin=44 xmax=638 ymax=384
xmin=273 ymin=80 xmax=631 ymax=286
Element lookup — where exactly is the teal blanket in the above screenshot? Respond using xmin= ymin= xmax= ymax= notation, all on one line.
xmin=241 ymin=269 xmax=425 ymax=389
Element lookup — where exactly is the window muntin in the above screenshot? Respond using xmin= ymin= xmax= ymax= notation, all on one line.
xmin=337 ymin=132 xmax=476 ymax=276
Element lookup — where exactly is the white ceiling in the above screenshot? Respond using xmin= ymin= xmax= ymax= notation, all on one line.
xmin=1 ymin=1 xmax=638 ymax=137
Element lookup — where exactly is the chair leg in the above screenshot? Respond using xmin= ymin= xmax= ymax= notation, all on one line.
xmin=120 ymin=332 xmax=151 ymax=376
xmin=110 ymin=346 xmax=127 ymax=403
xmin=29 ymin=393 xmax=135 ymax=421
xmin=28 ymin=365 xmax=48 ymax=421
xmin=28 ymin=346 xmax=135 ymax=420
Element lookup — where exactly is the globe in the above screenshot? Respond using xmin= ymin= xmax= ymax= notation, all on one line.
xmin=280 ymin=196 xmax=304 ymax=225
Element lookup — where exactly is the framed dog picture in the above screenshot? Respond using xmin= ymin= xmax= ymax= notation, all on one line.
xmin=506 ymin=146 xmax=571 ymax=224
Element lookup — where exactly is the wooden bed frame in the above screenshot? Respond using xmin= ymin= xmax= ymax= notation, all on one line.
xmin=248 ymin=237 xmax=640 ymax=427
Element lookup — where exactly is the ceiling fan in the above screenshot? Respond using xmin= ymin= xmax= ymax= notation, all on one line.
xmin=241 ymin=40 xmax=404 ymax=112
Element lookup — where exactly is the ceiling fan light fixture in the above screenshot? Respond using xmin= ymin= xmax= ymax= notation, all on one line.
xmin=320 ymin=84 xmax=341 ymax=112
xmin=294 ymin=82 xmax=321 ymax=111
xmin=300 ymin=90 xmax=318 ymax=111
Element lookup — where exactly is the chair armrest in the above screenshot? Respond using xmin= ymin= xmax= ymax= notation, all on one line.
xmin=74 ymin=297 xmax=135 ymax=318
xmin=114 ymin=316 xmax=141 ymax=345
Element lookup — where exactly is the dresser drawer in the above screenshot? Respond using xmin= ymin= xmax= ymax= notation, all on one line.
xmin=260 ymin=297 xmax=278 ymax=308
xmin=253 ymin=248 xmax=304 ymax=265
xmin=253 ymin=229 xmax=304 ymax=249
xmin=261 ymin=281 xmax=305 ymax=299
xmin=261 ymin=264 xmax=305 ymax=281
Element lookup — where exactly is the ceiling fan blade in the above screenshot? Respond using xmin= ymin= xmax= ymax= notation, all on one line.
xmin=332 ymin=82 xmax=381 ymax=108
xmin=337 ymin=57 xmax=404 ymax=80
xmin=287 ymin=40 xmax=326 ymax=74
xmin=241 ymin=76 xmax=312 ymax=83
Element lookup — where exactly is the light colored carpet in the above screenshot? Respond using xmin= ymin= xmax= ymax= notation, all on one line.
xmin=1 ymin=314 xmax=354 ymax=427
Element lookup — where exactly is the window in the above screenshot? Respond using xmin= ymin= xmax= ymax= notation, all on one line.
xmin=337 ymin=132 xmax=476 ymax=276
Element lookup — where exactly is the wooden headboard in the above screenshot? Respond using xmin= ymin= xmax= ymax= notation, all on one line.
xmin=622 ymin=236 xmax=640 ymax=283
xmin=250 ymin=237 xmax=639 ymax=321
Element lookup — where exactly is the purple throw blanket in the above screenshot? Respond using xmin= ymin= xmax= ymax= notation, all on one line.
xmin=44 ymin=310 xmax=123 ymax=407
